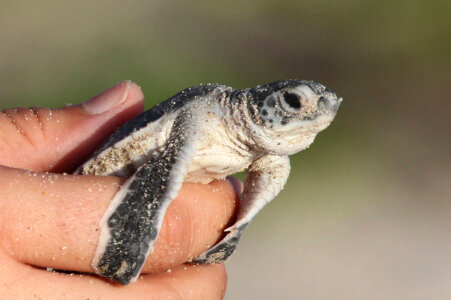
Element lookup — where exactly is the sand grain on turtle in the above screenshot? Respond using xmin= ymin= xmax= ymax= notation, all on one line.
xmin=76 ymin=79 xmax=342 ymax=284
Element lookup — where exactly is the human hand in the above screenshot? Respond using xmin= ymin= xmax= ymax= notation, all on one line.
xmin=0 ymin=81 xmax=239 ymax=299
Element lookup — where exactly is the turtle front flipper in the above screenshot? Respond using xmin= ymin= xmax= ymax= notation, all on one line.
xmin=193 ymin=155 xmax=290 ymax=264
xmin=93 ymin=113 xmax=198 ymax=285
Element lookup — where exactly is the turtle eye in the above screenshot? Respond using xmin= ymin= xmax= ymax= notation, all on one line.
xmin=283 ymin=92 xmax=301 ymax=110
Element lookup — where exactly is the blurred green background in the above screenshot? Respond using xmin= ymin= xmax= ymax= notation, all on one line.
xmin=1 ymin=1 xmax=449 ymax=299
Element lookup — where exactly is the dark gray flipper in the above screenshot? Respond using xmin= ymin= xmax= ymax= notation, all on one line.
xmin=193 ymin=155 xmax=290 ymax=264
xmin=191 ymin=223 xmax=248 ymax=264
xmin=94 ymin=112 xmax=198 ymax=285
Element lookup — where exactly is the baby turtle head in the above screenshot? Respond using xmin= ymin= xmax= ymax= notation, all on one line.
xmin=245 ymin=79 xmax=342 ymax=155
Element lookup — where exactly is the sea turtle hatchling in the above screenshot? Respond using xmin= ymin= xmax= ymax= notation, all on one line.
xmin=75 ymin=79 xmax=342 ymax=285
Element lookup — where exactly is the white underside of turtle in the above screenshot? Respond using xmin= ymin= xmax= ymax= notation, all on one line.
xmin=76 ymin=79 xmax=342 ymax=285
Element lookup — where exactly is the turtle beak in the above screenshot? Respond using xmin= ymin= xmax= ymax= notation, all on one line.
xmin=318 ymin=95 xmax=342 ymax=114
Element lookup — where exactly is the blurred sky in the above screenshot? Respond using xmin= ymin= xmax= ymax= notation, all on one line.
xmin=1 ymin=1 xmax=450 ymax=299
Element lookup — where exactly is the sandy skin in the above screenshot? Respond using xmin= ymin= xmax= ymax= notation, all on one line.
xmin=0 ymin=81 xmax=238 ymax=299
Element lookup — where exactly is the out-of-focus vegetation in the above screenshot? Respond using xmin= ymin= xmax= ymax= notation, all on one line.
xmin=1 ymin=1 xmax=449 ymax=299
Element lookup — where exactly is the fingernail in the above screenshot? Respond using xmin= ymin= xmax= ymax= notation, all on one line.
xmin=226 ymin=176 xmax=244 ymax=195
xmin=82 ymin=80 xmax=131 ymax=115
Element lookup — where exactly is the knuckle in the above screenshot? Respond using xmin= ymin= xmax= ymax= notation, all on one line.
xmin=1 ymin=107 xmax=52 ymax=150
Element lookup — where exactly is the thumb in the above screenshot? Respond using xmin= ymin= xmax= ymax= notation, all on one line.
xmin=0 ymin=80 xmax=145 ymax=172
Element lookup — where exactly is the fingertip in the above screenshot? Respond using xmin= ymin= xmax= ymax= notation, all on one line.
xmin=47 ymin=81 xmax=145 ymax=171
xmin=138 ymin=264 xmax=228 ymax=299
xmin=226 ymin=176 xmax=244 ymax=195
xmin=125 ymin=81 xmax=146 ymax=112
xmin=0 ymin=81 xmax=146 ymax=172
xmin=214 ymin=263 xmax=228 ymax=299
xmin=82 ymin=80 xmax=145 ymax=115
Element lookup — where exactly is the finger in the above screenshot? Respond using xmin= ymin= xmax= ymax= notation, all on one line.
xmin=0 ymin=166 xmax=238 ymax=274
xmin=0 ymin=80 xmax=145 ymax=172
xmin=2 ymin=254 xmax=227 ymax=300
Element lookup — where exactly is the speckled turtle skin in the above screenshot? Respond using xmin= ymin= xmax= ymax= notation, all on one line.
xmin=76 ymin=79 xmax=342 ymax=285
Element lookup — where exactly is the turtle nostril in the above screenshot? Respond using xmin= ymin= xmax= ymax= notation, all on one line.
xmin=318 ymin=96 xmax=328 ymax=106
